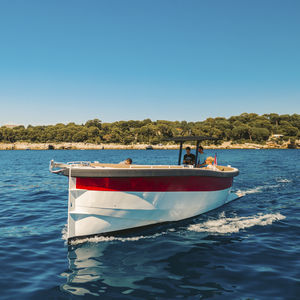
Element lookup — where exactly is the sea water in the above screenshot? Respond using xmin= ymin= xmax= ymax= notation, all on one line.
xmin=0 ymin=149 xmax=299 ymax=299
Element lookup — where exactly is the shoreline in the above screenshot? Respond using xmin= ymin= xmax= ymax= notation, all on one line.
xmin=0 ymin=141 xmax=297 ymax=150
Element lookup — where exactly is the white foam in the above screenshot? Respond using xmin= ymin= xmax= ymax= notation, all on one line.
xmin=61 ymin=224 xmax=68 ymax=241
xmin=267 ymin=184 xmax=280 ymax=189
xmin=62 ymin=212 xmax=286 ymax=244
xmin=236 ymin=186 xmax=264 ymax=195
xmin=61 ymin=226 xmax=168 ymax=245
xmin=236 ymin=182 xmax=282 ymax=195
xmin=188 ymin=213 xmax=286 ymax=234
xmin=276 ymin=178 xmax=292 ymax=183
xmin=70 ymin=232 xmax=168 ymax=245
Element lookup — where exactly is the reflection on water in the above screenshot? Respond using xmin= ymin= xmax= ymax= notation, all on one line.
xmin=60 ymin=207 xmax=293 ymax=298
xmin=62 ymin=239 xmax=157 ymax=296
xmin=0 ymin=150 xmax=298 ymax=299
xmin=60 ymin=221 xmax=240 ymax=299
xmin=62 ymin=242 xmax=107 ymax=296
xmin=61 ymin=233 xmax=197 ymax=297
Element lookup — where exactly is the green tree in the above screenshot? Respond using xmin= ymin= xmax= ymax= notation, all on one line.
xmin=85 ymin=119 xmax=102 ymax=129
xmin=279 ymin=121 xmax=298 ymax=137
xmin=231 ymin=125 xmax=250 ymax=140
xmin=250 ymin=127 xmax=270 ymax=142
xmin=73 ymin=129 xmax=88 ymax=142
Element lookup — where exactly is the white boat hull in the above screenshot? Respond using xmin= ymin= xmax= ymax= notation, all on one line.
xmin=49 ymin=160 xmax=240 ymax=241
xmin=68 ymin=176 xmax=234 ymax=239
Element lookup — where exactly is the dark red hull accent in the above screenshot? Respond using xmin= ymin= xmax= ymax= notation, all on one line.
xmin=76 ymin=176 xmax=233 ymax=192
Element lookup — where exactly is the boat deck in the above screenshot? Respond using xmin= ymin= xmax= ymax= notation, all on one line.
xmin=90 ymin=163 xmax=234 ymax=172
xmin=50 ymin=160 xmax=239 ymax=178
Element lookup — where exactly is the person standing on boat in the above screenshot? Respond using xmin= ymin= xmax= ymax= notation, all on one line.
xmin=197 ymin=146 xmax=207 ymax=167
xmin=183 ymin=147 xmax=196 ymax=165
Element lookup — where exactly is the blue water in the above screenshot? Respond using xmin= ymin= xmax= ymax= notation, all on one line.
xmin=0 ymin=149 xmax=299 ymax=299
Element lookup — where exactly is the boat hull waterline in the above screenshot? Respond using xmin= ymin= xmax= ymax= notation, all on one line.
xmin=50 ymin=161 xmax=240 ymax=241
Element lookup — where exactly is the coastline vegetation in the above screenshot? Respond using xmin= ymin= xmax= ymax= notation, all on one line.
xmin=1 ymin=113 xmax=299 ymax=146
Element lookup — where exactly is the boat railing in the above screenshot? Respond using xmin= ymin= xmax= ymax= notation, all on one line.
xmin=50 ymin=160 xmax=237 ymax=174
xmin=49 ymin=160 xmax=92 ymax=173
xmin=67 ymin=161 xmax=92 ymax=166
xmin=90 ymin=162 xmax=194 ymax=169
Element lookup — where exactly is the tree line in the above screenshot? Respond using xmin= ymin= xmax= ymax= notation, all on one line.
xmin=1 ymin=113 xmax=299 ymax=145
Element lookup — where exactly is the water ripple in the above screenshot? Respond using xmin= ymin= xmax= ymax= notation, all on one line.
xmin=0 ymin=149 xmax=299 ymax=299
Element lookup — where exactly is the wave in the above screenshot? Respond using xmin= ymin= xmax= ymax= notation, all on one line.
xmin=236 ymin=186 xmax=264 ymax=195
xmin=61 ymin=224 xmax=68 ymax=241
xmin=62 ymin=212 xmax=286 ymax=244
xmin=61 ymin=224 xmax=168 ymax=245
xmin=236 ymin=179 xmax=290 ymax=195
xmin=70 ymin=233 xmax=168 ymax=245
xmin=276 ymin=178 xmax=292 ymax=183
xmin=188 ymin=212 xmax=286 ymax=234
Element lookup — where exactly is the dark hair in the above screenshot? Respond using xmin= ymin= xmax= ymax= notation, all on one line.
xmin=186 ymin=147 xmax=191 ymax=150
xmin=126 ymin=158 xmax=132 ymax=164
xmin=198 ymin=146 xmax=203 ymax=151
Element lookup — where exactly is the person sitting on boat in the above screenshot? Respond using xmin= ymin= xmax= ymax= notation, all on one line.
xmin=119 ymin=158 xmax=132 ymax=165
xmin=205 ymin=156 xmax=215 ymax=169
xmin=196 ymin=146 xmax=207 ymax=167
xmin=183 ymin=147 xmax=195 ymax=165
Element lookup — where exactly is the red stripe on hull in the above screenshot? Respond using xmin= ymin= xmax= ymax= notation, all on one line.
xmin=76 ymin=176 xmax=233 ymax=192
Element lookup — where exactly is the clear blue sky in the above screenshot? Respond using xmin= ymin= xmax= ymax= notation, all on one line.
xmin=0 ymin=0 xmax=299 ymax=126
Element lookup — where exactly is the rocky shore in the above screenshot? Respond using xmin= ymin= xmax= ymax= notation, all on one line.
xmin=0 ymin=140 xmax=298 ymax=150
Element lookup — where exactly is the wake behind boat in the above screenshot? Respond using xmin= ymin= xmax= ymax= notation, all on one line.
xmin=50 ymin=136 xmax=241 ymax=242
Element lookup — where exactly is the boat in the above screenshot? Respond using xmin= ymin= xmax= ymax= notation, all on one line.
xmin=50 ymin=136 xmax=241 ymax=242
xmin=145 ymin=145 xmax=153 ymax=150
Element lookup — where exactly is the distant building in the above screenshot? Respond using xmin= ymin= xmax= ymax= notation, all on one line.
xmin=271 ymin=134 xmax=284 ymax=138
